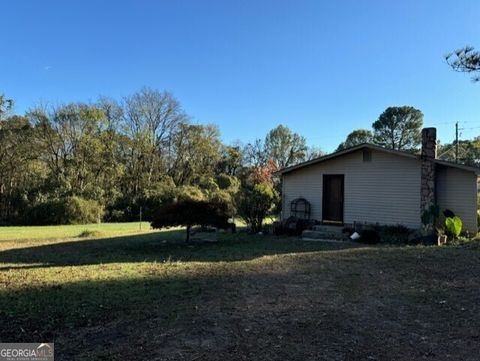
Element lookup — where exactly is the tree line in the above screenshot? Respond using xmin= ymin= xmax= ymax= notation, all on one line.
xmin=0 ymin=88 xmax=319 ymax=227
xmin=1 ymin=89 xmax=479 ymax=228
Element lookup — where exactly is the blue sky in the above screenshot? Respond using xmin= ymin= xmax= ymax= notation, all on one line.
xmin=1 ymin=0 xmax=479 ymax=152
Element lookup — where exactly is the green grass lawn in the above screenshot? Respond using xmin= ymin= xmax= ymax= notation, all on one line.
xmin=0 ymin=222 xmax=155 ymax=241
xmin=1 ymin=225 xmax=480 ymax=360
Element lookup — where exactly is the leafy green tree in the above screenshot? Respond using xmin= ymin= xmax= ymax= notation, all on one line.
xmin=0 ymin=116 xmax=44 ymax=223
xmin=237 ymin=167 xmax=279 ymax=233
xmin=237 ymin=181 xmax=278 ymax=233
xmin=336 ymin=129 xmax=373 ymax=151
xmin=446 ymin=46 xmax=480 ymax=82
xmin=208 ymin=189 xmax=237 ymax=215
xmin=217 ymin=145 xmax=243 ymax=176
xmin=127 ymin=177 xmax=178 ymax=222
xmin=244 ymin=125 xmax=309 ymax=169
xmin=216 ymin=173 xmax=240 ymax=193
xmin=372 ymin=106 xmax=423 ymax=151
xmin=264 ymin=125 xmax=307 ymax=168
xmin=175 ymin=185 xmax=206 ymax=202
xmin=210 ymin=174 xmax=240 ymax=214
xmin=168 ymin=124 xmax=222 ymax=186
xmin=438 ymin=137 xmax=480 ymax=167
xmin=28 ymin=103 xmax=113 ymax=200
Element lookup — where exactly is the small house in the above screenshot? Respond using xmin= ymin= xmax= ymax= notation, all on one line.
xmin=278 ymin=128 xmax=479 ymax=234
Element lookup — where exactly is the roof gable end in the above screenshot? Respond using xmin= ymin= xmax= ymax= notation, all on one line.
xmin=278 ymin=143 xmax=417 ymax=175
xmin=278 ymin=143 xmax=480 ymax=175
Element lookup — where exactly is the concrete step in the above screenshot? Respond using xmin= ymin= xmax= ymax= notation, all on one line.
xmin=311 ymin=225 xmax=344 ymax=234
xmin=302 ymin=229 xmax=347 ymax=241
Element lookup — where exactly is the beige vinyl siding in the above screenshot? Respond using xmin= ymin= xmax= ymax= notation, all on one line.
xmin=436 ymin=166 xmax=478 ymax=234
xmin=282 ymin=149 xmax=422 ymax=228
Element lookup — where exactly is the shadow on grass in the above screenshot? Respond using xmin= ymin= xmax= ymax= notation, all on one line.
xmin=0 ymin=270 xmax=240 ymax=352
xmin=2 ymin=244 xmax=478 ymax=361
xmin=0 ymin=229 xmax=359 ymax=269
xmin=0 ymin=262 xmax=379 ymax=361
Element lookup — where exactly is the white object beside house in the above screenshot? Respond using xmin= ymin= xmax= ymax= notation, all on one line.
xmin=278 ymin=128 xmax=479 ymax=234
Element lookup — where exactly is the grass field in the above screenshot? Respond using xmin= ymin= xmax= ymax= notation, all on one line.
xmin=0 ymin=222 xmax=154 ymax=241
xmin=1 ymin=225 xmax=480 ymax=360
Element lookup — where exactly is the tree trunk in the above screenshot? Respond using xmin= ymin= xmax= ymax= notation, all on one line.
xmin=186 ymin=224 xmax=191 ymax=243
xmin=252 ymin=219 xmax=262 ymax=233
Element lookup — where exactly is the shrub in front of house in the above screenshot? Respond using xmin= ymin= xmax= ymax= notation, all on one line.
xmin=359 ymin=229 xmax=381 ymax=244
xmin=349 ymin=224 xmax=412 ymax=244
xmin=376 ymin=224 xmax=412 ymax=244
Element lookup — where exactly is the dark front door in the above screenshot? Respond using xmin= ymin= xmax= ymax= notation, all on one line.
xmin=322 ymin=175 xmax=344 ymax=223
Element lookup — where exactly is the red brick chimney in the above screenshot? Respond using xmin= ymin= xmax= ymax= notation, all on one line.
xmin=420 ymin=127 xmax=437 ymax=214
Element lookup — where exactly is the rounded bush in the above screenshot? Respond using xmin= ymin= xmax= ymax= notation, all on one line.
xmin=176 ymin=186 xmax=205 ymax=202
xmin=62 ymin=196 xmax=104 ymax=224
xmin=24 ymin=196 xmax=104 ymax=225
xmin=216 ymin=174 xmax=240 ymax=192
xmin=208 ymin=189 xmax=236 ymax=214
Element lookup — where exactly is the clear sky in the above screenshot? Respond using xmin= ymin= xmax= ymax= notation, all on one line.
xmin=1 ymin=0 xmax=479 ymax=152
